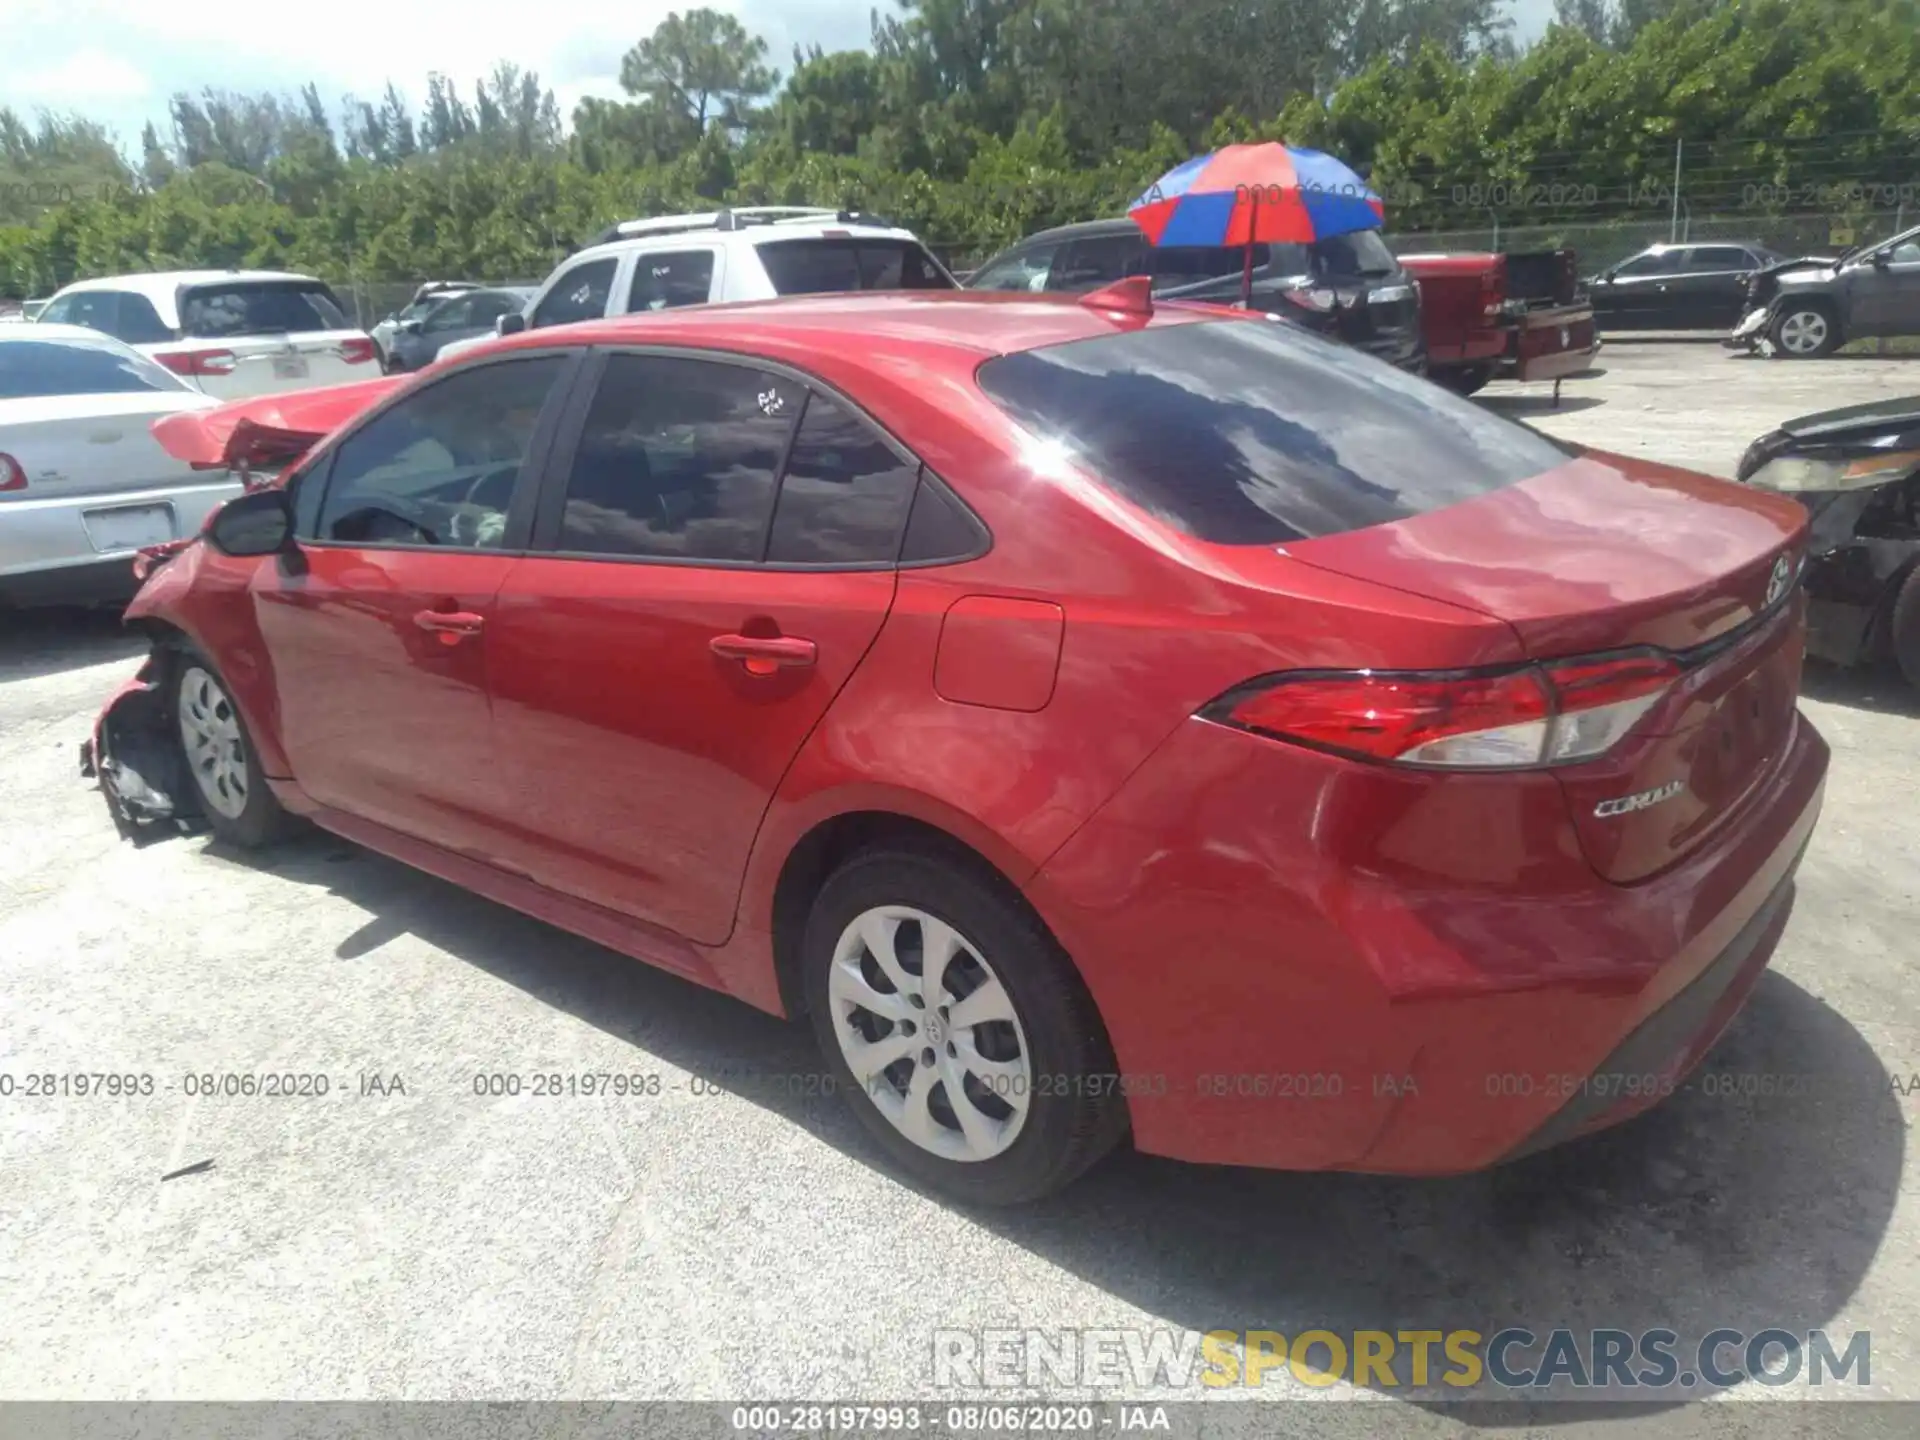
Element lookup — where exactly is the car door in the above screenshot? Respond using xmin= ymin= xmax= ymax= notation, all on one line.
xmin=484 ymin=350 xmax=915 ymax=944
xmin=527 ymin=256 xmax=625 ymax=332
xmin=623 ymin=248 xmax=722 ymax=312
xmin=1666 ymin=246 xmax=1754 ymax=327
xmin=1843 ymin=236 xmax=1920 ymax=337
xmin=1593 ymin=250 xmax=1678 ymax=328
xmin=252 ymin=352 xmax=579 ymax=855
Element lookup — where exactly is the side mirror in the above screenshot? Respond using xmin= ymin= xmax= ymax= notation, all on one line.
xmin=207 ymin=487 xmax=293 ymax=557
xmin=400 ymin=318 xmax=424 ymax=335
xmin=496 ymin=313 xmax=527 ymax=336
xmin=1871 ymin=251 xmax=1891 ymax=269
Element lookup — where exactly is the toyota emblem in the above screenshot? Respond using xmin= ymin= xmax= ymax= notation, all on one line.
xmin=1765 ymin=553 xmax=1793 ymax=608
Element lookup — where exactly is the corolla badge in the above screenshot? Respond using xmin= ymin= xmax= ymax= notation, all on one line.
xmin=1594 ymin=780 xmax=1686 ymax=819
xmin=1765 ymin=553 xmax=1794 ymax=609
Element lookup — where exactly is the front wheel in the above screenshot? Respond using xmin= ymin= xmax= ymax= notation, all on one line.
xmin=803 ymin=847 xmax=1126 ymax=1204
xmin=1771 ymin=303 xmax=1839 ymax=358
xmin=1890 ymin=567 xmax=1920 ymax=691
xmin=174 ymin=654 xmax=289 ymax=847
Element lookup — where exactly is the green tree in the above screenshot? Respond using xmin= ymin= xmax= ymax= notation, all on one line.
xmin=619 ymin=8 xmax=778 ymax=133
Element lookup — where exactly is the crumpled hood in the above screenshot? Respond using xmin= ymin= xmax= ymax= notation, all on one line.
xmin=150 ymin=375 xmax=405 ymax=470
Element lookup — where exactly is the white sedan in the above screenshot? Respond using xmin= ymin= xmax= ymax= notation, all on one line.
xmin=0 ymin=325 xmax=236 ymax=608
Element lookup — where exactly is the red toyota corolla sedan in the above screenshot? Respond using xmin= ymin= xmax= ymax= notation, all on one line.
xmin=87 ymin=286 xmax=1827 ymax=1204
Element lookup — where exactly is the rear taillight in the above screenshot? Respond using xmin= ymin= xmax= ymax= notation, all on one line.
xmin=1480 ymin=257 xmax=1505 ymax=317
xmin=157 ymin=348 xmax=237 ymax=377
xmin=1206 ymin=652 xmax=1681 ymax=770
xmin=339 ymin=337 xmax=378 ymax=365
xmin=0 ymin=453 xmax=26 ymax=492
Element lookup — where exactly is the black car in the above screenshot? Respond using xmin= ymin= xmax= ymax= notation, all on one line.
xmin=1738 ymin=396 xmax=1920 ymax=685
xmin=965 ymin=218 xmax=1425 ymax=372
xmin=384 ymin=287 xmax=536 ymax=372
xmin=1587 ymin=241 xmax=1784 ymax=331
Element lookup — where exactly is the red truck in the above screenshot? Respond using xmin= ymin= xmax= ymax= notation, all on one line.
xmin=1399 ymin=249 xmax=1600 ymax=401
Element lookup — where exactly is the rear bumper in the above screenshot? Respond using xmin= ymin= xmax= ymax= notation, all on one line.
xmin=0 ymin=480 xmax=239 ymax=606
xmin=1504 ymin=305 xmax=1601 ymax=382
xmin=1027 ymin=707 xmax=1828 ymax=1174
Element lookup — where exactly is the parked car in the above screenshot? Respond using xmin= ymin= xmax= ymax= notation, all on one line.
xmin=384 ymin=287 xmax=536 ymax=373
xmin=966 ymin=217 xmax=1425 ymax=371
xmin=1587 ymin=242 xmax=1785 ymax=331
xmin=433 ymin=207 xmax=955 ymax=365
xmin=92 ymin=288 xmax=1825 ymax=1204
xmin=370 ymin=281 xmax=484 ymax=365
xmin=1737 ymin=396 xmax=1920 ymax=684
xmin=1726 ymin=223 xmax=1920 ymax=358
xmin=1398 ymin=249 xmax=1599 ymax=397
xmin=35 ymin=270 xmax=381 ymax=398
xmin=0 ymin=324 xmax=228 ymax=607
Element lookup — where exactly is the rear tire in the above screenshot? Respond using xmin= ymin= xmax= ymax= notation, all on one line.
xmin=1891 ymin=567 xmax=1920 ymax=691
xmin=802 ymin=845 xmax=1126 ymax=1205
xmin=171 ymin=649 xmax=289 ymax=848
xmin=1771 ymin=302 xmax=1839 ymax=358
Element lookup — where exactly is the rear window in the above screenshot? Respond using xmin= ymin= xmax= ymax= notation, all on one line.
xmin=181 ymin=281 xmax=351 ymax=338
xmin=975 ymin=319 xmax=1573 ymax=545
xmin=756 ymin=239 xmax=955 ymax=295
xmin=0 ymin=339 xmax=185 ymax=398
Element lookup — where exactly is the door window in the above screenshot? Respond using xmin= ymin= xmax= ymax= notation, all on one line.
xmin=310 ymin=356 xmax=566 ymax=548
xmin=422 ymin=296 xmax=474 ymax=332
xmin=1050 ymin=234 xmax=1148 ymax=291
xmin=1886 ymin=239 xmax=1920 ymax=266
xmin=967 ymin=243 xmax=1061 ymax=292
xmin=556 ymin=354 xmax=796 ymax=561
xmin=110 ymin=292 xmax=175 ymax=343
xmin=45 ymin=290 xmax=118 ymax=334
xmin=627 ymin=250 xmax=717 ymax=311
xmin=1685 ymin=246 xmax=1757 ymax=271
xmin=531 ymin=258 xmax=618 ymax=328
xmin=765 ymin=394 xmax=920 ymax=564
xmin=1614 ymin=250 xmax=1680 ymax=278
xmin=468 ymin=292 xmax=524 ymax=325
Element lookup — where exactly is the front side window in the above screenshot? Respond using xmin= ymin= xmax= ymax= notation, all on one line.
xmin=1312 ymin=230 xmax=1398 ymax=278
xmin=181 ymin=282 xmax=349 ymax=337
xmin=976 ymin=318 xmax=1573 ymax=545
xmin=421 ymin=296 xmax=474 ymax=332
xmin=1050 ymin=235 xmax=1148 ymax=291
xmin=1886 ymin=239 xmax=1920 ymax=266
xmin=1685 ymin=247 xmax=1756 ymax=271
xmin=312 ymin=357 xmax=565 ymax=547
xmin=532 ymin=259 xmax=618 ymax=328
xmin=1615 ymin=250 xmax=1678 ymax=278
xmin=44 ymin=290 xmax=117 ymax=335
xmin=627 ymin=250 xmax=717 ymax=311
xmin=967 ymin=243 xmax=1060 ymax=292
xmin=557 ymin=355 xmax=795 ymax=561
xmin=0 ymin=337 xmax=185 ymax=398
xmin=765 ymin=394 xmax=919 ymax=564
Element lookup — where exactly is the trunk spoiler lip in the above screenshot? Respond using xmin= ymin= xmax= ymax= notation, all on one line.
xmin=149 ymin=375 xmax=407 ymax=471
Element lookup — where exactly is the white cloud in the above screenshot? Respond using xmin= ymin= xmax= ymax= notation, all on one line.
xmin=14 ymin=47 xmax=152 ymax=103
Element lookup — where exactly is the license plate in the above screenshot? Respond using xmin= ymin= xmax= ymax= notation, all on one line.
xmin=272 ymin=354 xmax=309 ymax=379
xmin=83 ymin=503 xmax=174 ymax=553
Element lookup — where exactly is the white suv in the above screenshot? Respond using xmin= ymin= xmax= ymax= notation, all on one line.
xmin=435 ymin=208 xmax=956 ymax=363
xmin=35 ymin=270 xmax=381 ymax=399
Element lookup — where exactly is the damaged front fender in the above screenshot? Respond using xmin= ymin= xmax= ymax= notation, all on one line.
xmin=80 ymin=646 xmax=203 ymax=842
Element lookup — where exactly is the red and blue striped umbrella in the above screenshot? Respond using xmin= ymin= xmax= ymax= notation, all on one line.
xmin=1128 ymin=142 xmax=1384 ymax=248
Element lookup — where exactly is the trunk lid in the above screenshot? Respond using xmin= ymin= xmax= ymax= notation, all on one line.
xmin=0 ymin=391 xmax=216 ymax=501
xmin=1287 ymin=451 xmax=1809 ymax=881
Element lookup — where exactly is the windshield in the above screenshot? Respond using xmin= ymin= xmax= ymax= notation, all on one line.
xmin=755 ymin=239 xmax=956 ymax=295
xmin=976 ymin=317 xmax=1572 ymax=545
xmin=1314 ymin=229 xmax=1398 ymax=278
xmin=181 ymin=281 xmax=352 ymax=338
xmin=0 ymin=337 xmax=186 ymax=397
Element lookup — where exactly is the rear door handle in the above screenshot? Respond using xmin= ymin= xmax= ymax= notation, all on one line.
xmin=414 ymin=609 xmax=485 ymax=638
xmin=710 ymin=633 xmax=816 ymax=670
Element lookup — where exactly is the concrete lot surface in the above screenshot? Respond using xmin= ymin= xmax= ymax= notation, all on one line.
xmin=2 ymin=342 xmax=1918 ymax=1429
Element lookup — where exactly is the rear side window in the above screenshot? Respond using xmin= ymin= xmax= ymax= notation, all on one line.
xmin=1687 ymin=246 xmax=1757 ymax=271
xmin=976 ymin=319 xmax=1572 ymax=545
xmin=756 ymin=239 xmax=954 ymax=295
xmin=0 ymin=338 xmax=185 ymax=397
xmin=113 ymin=292 xmax=174 ymax=343
xmin=765 ymin=394 xmax=919 ymax=564
xmin=558 ymin=355 xmax=795 ymax=561
xmin=628 ymin=250 xmax=716 ymax=311
xmin=182 ymin=282 xmax=349 ymax=337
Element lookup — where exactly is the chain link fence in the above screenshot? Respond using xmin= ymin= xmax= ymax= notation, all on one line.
xmin=1384 ymin=209 xmax=1912 ymax=271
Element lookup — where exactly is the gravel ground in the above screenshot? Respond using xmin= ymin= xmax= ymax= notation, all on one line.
xmin=2 ymin=342 xmax=1917 ymax=1432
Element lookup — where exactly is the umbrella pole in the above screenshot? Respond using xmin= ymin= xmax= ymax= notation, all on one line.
xmin=1241 ymin=189 xmax=1258 ymax=309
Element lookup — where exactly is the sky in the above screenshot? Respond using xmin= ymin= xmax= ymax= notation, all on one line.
xmin=5 ymin=0 xmax=1559 ymax=155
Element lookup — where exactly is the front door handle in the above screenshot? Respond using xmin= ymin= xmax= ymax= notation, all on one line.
xmin=413 ymin=608 xmax=485 ymax=642
xmin=710 ymin=633 xmax=817 ymax=673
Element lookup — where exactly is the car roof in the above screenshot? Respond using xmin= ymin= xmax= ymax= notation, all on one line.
xmin=479 ymin=289 xmax=1221 ymax=378
xmin=566 ymin=218 xmax=925 ymax=267
xmin=53 ymin=270 xmax=322 ymax=300
xmin=4 ymin=321 xmax=137 ymax=349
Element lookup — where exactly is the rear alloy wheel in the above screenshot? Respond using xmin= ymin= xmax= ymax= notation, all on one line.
xmin=174 ymin=657 xmax=288 ymax=847
xmin=804 ymin=848 xmax=1125 ymax=1203
xmin=1771 ymin=303 xmax=1839 ymax=358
